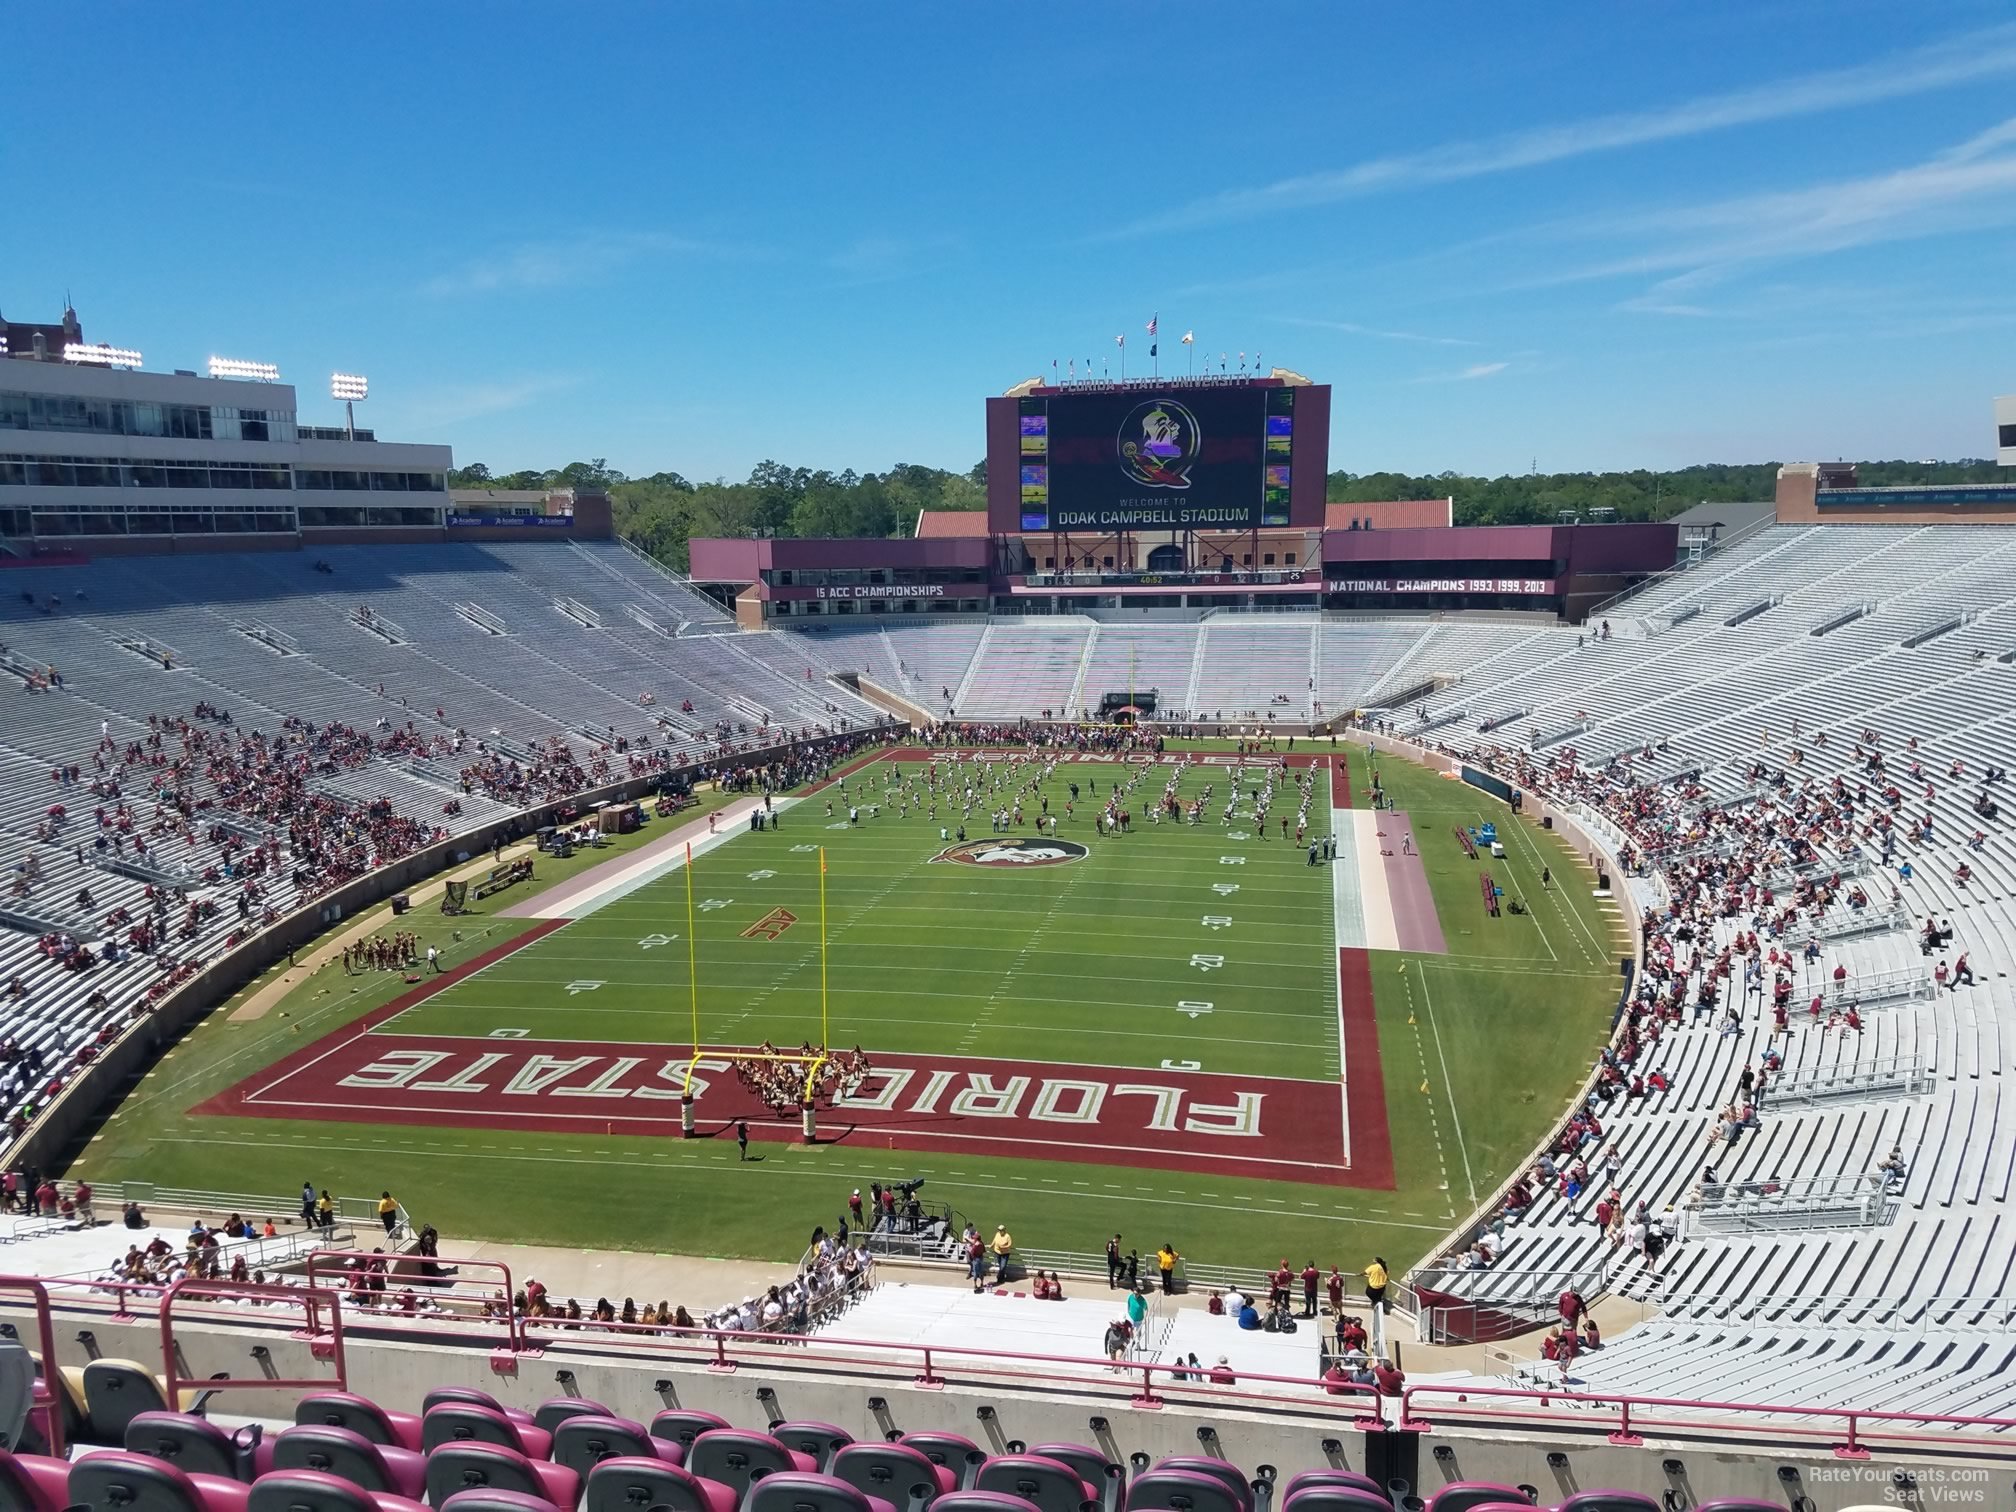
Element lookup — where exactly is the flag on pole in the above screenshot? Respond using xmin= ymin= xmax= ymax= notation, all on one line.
xmin=1150 ymin=343 xmax=1157 ymax=358
xmin=1068 ymin=358 xmax=1075 ymax=381
xmin=1255 ymin=350 xmax=1263 ymax=371
xmin=1146 ymin=314 xmax=1158 ymax=338
xmin=1115 ymin=333 xmax=1125 ymax=348
xmin=1181 ymin=330 xmax=1194 ymax=345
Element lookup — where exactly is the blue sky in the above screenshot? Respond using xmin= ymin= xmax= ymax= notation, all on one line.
xmin=6 ymin=1 xmax=2016 ymax=479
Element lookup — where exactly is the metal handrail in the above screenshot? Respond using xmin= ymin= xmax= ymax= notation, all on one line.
xmin=1400 ymin=1379 xmax=2016 ymax=1459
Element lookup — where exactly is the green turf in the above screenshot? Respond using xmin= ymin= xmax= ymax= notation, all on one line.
xmin=77 ymin=740 xmax=1626 ymax=1280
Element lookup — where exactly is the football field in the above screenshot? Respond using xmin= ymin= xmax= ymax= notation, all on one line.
xmin=92 ymin=742 xmax=1626 ymax=1271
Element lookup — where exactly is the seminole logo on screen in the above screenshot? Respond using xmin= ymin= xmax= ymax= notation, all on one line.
xmin=932 ymin=836 xmax=1088 ymax=867
xmin=1117 ymin=399 xmax=1202 ymax=490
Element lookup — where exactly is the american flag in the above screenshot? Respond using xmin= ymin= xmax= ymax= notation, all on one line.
xmin=1181 ymin=330 xmax=1194 ymax=345
xmin=1146 ymin=314 xmax=1158 ymax=338
xmin=1115 ymin=333 xmax=1125 ymax=348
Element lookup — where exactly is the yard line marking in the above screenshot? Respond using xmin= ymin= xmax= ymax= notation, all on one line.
xmin=1415 ymin=961 xmax=1481 ymax=1210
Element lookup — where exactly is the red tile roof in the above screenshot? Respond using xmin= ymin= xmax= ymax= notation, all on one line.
xmin=1325 ymin=498 xmax=1452 ymax=530
xmin=913 ymin=509 xmax=993 ymax=538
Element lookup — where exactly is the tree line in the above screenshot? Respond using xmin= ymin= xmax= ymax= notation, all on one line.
xmin=450 ymin=456 xmax=2003 ymax=571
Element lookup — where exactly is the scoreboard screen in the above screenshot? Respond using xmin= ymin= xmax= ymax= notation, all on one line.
xmin=990 ymin=381 xmax=1327 ymax=534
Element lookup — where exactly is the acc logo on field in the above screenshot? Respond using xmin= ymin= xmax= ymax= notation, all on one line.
xmin=1117 ymin=398 xmax=1202 ymax=491
xmin=933 ymin=836 xmax=1089 ymax=868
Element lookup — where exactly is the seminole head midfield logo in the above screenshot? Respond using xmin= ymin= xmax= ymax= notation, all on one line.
xmin=933 ymin=836 xmax=1088 ymax=867
xmin=1117 ymin=398 xmax=1202 ymax=490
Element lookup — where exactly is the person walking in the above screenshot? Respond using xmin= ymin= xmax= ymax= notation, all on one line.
xmin=1106 ymin=1234 xmax=1124 ymax=1289
xmin=736 ymin=1120 xmax=750 ymax=1161
xmin=1156 ymin=1242 xmax=1179 ymax=1295
xmin=299 ymin=1181 xmax=316 ymax=1228
xmin=377 ymin=1191 xmax=399 ymax=1236
xmin=1361 ymin=1256 xmax=1390 ymax=1313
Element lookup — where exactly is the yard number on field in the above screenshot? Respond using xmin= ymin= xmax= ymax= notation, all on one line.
xmin=1201 ymin=915 xmax=1232 ymax=929
xmin=1212 ymin=883 xmax=1240 ymax=895
xmin=747 ymin=869 xmax=777 ymax=880
xmin=1177 ymin=1000 xmax=1214 ymax=1019
xmin=565 ymin=980 xmax=605 ymax=995
xmin=1189 ymin=954 xmax=1225 ymax=971
xmin=698 ymin=898 xmax=732 ymax=911
xmin=1218 ymin=855 xmax=1245 ymax=866
xmin=637 ymin=933 xmax=676 ymax=950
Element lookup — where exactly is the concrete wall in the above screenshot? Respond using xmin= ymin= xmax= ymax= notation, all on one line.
xmin=11 ymin=1302 xmax=2007 ymax=1507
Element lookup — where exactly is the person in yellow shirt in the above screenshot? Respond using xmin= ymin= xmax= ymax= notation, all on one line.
xmin=1360 ymin=1256 xmax=1390 ymax=1311
xmin=1156 ymin=1244 xmax=1179 ymax=1295
xmin=990 ymin=1225 xmax=1014 ymax=1283
xmin=315 ymin=1191 xmax=334 ymax=1233
xmin=377 ymin=1191 xmax=399 ymax=1236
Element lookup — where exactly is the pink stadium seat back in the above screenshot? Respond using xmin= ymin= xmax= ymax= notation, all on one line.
xmin=930 ymin=1495 xmax=1045 ymax=1512
xmin=684 ymin=1430 xmax=819 ymax=1495
xmin=582 ymin=1456 xmax=738 ymax=1512
xmin=648 ymin=1411 xmax=733 ymax=1454
xmin=422 ymin=1442 xmax=578 ymax=1512
xmin=1557 ymin=1496 xmax=1660 ymax=1512
xmin=533 ymin=1400 xmax=613 ymax=1436
xmin=271 ymin=1425 xmax=427 ymax=1501
xmin=551 ymin=1416 xmax=681 ymax=1481
xmin=742 ymin=1471 xmax=897 ymax=1512
xmin=422 ymin=1389 xmax=538 ymax=1431
xmin=422 ymin=1405 xmax=554 ymax=1462
xmin=0 ymin=1448 xmax=75 ymax=1512
xmin=1024 ymin=1446 xmax=1121 ymax=1505
xmin=1123 ymin=1471 xmax=1247 ymax=1512
xmin=70 ymin=1450 xmax=253 ymax=1512
xmin=247 ymin=1470 xmax=427 ymax=1512
xmin=1696 ymin=1504 xmax=1797 ymax=1512
xmin=770 ymin=1422 xmax=855 ymax=1471
xmin=1424 ymin=1488 xmax=1533 ymax=1512
xmin=894 ymin=1435 xmax=986 ymax=1491
xmin=974 ymin=1454 xmax=1099 ymax=1512
xmin=829 ymin=1442 xmax=959 ymax=1504
xmin=1280 ymin=1474 xmax=1382 ymax=1503
xmin=1133 ymin=1460 xmax=1249 ymax=1512
xmin=440 ymin=1490 xmax=567 ymax=1512
xmin=294 ymin=1395 xmax=424 ymax=1456
xmin=124 ymin=1413 xmax=262 ymax=1483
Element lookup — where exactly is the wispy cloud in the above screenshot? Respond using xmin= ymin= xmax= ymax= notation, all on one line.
xmin=1529 ymin=116 xmax=2016 ymax=296
xmin=1093 ymin=23 xmax=2016 ymax=240
xmin=820 ymin=233 xmax=966 ymax=287
xmin=422 ymin=232 xmax=738 ymax=296
xmin=1276 ymin=316 xmax=1479 ymax=348
xmin=398 ymin=374 xmax=582 ymax=428
xmin=1408 ymin=361 xmax=1509 ymax=384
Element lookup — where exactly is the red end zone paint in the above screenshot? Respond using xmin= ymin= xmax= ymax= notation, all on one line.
xmin=200 ymin=1032 xmax=1367 ymax=1186
xmin=1337 ymin=947 xmax=1394 ymax=1189
xmin=198 ymin=922 xmax=1383 ymax=1188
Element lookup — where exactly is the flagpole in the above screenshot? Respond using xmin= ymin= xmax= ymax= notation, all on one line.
xmin=685 ymin=842 xmax=700 ymax=1051
xmin=818 ymin=847 xmax=829 ymax=1049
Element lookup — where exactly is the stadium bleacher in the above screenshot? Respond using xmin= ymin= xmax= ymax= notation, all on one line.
xmin=8 ymin=524 xmax=2016 ymax=1495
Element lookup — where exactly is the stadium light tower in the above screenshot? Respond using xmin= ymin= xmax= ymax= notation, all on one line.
xmin=331 ymin=371 xmax=369 ymax=440
xmin=64 ymin=342 xmax=144 ymax=369
xmin=208 ymin=356 xmax=280 ymax=382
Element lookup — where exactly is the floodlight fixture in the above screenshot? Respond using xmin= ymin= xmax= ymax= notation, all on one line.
xmin=208 ymin=356 xmax=280 ymax=382
xmin=330 ymin=372 xmax=369 ymax=401
xmin=64 ymin=342 xmax=143 ymax=369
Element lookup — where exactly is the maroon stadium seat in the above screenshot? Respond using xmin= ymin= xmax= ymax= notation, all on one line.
xmin=1425 ymin=1489 xmax=1534 ymax=1512
xmin=125 ymin=1412 xmax=270 ymax=1483
xmin=1558 ymin=1496 xmax=1660 ymax=1512
xmin=294 ymin=1395 xmax=424 ymax=1456
xmin=271 ymin=1425 xmax=426 ymax=1501
xmin=1024 ymin=1446 xmax=1121 ymax=1506
xmin=770 ymin=1422 xmax=854 ymax=1470
xmin=648 ymin=1411 xmax=733 ymax=1454
xmin=439 ymin=1491 xmax=566 ymax=1512
xmin=1132 ymin=1459 xmax=1249 ymax=1512
xmin=582 ymin=1456 xmax=738 ymax=1512
xmin=422 ymin=1390 xmax=538 ymax=1431
xmin=534 ymin=1400 xmax=613 ymax=1436
xmin=1124 ymin=1471 xmax=1247 ymax=1512
xmin=743 ymin=1471 xmax=897 ymax=1512
xmin=423 ymin=1405 xmax=554 ymax=1463
xmin=931 ymin=1496 xmax=1045 ymax=1512
xmin=550 ymin=1416 xmax=682 ymax=1481
xmin=894 ymin=1435 xmax=987 ymax=1491
xmin=974 ymin=1454 xmax=1098 ymax=1512
xmin=247 ymin=1470 xmax=426 ymax=1512
xmin=423 ymin=1442 xmax=578 ymax=1512
xmin=70 ymin=1450 xmax=252 ymax=1512
xmin=829 ymin=1442 xmax=958 ymax=1504
xmin=684 ymin=1430 xmax=818 ymax=1495
xmin=0 ymin=1447 xmax=75 ymax=1512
